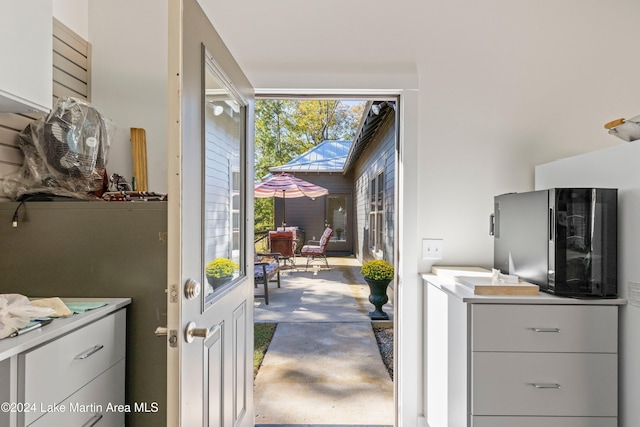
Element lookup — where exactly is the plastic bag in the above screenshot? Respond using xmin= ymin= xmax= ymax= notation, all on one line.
xmin=2 ymin=97 xmax=115 ymax=200
xmin=0 ymin=294 xmax=55 ymax=339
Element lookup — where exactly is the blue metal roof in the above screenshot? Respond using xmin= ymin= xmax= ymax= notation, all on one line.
xmin=269 ymin=140 xmax=352 ymax=173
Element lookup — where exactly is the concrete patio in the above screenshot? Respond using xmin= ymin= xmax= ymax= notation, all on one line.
xmin=253 ymin=256 xmax=395 ymax=426
xmin=254 ymin=256 xmax=394 ymax=323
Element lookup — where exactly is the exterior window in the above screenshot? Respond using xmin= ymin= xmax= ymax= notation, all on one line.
xmin=369 ymin=172 xmax=384 ymax=254
xmin=232 ymin=169 xmax=241 ymax=256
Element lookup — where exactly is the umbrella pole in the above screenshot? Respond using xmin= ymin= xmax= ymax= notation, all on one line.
xmin=282 ymin=189 xmax=286 ymax=228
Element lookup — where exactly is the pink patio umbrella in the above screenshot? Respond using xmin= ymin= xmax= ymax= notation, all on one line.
xmin=254 ymin=173 xmax=329 ymax=226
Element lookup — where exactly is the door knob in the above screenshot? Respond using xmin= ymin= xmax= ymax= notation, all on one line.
xmin=155 ymin=326 xmax=168 ymax=337
xmin=184 ymin=321 xmax=211 ymax=343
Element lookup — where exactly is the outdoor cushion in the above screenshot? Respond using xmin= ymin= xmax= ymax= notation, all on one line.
xmin=300 ymin=245 xmax=323 ymax=255
xmin=254 ymin=261 xmax=278 ymax=279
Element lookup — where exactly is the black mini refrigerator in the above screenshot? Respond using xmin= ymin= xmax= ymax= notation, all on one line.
xmin=491 ymin=188 xmax=617 ymax=297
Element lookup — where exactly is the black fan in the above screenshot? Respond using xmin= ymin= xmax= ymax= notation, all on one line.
xmin=43 ymin=98 xmax=108 ymax=189
xmin=5 ymin=97 xmax=113 ymax=200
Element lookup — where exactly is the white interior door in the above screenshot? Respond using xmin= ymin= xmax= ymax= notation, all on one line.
xmin=166 ymin=0 xmax=255 ymax=425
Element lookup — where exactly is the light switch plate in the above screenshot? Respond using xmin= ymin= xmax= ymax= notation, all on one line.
xmin=422 ymin=238 xmax=444 ymax=260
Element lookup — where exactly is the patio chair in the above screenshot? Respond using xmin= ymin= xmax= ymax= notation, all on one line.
xmin=300 ymin=227 xmax=333 ymax=270
xmin=269 ymin=230 xmax=296 ymax=268
xmin=254 ymin=251 xmax=281 ymax=305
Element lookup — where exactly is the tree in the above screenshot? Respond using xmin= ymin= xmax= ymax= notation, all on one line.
xmin=293 ymin=100 xmax=364 ymax=145
xmin=254 ymin=99 xmax=365 ymax=231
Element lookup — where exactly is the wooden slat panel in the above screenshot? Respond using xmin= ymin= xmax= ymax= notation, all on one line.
xmin=53 ymin=51 xmax=88 ymax=82
xmin=53 ymin=68 xmax=88 ymax=97
xmin=53 ymin=37 xmax=88 ymax=70
xmin=53 ymin=19 xmax=88 ymax=56
xmin=0 ymin=128 xmax=19 ymax=147
xmin=0 ymin=114 xmax=34 ymax=132
xmin=0 ymin=145 xmax=23 ymax=164
xmin=53 ymin=82 xmax=85 ymax=101
xmin=0 ymin=162 xmax=21 ymax=177
xmin=52 ymin=20 xmax=89 ymax=103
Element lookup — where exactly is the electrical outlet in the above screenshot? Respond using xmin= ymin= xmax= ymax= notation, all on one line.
xmin=422 ymin=238 xmax=444 ymax=260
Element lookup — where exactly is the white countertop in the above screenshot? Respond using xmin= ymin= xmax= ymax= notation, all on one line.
xmin=0 ymin=297 xmax=131 ymax=361
xmin=422 ymin=273 xmax=627 ymax=306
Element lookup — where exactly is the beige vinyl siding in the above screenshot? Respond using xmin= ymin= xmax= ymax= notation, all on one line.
xmin=0 ymin=18 xmax=90 ymax=200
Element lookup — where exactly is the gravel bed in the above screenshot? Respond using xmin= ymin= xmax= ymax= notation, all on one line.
xmin=372 ymin=323 xmax=394 ymax=380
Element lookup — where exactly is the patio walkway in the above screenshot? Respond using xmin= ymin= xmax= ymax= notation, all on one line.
xmin=254 ymin=256 xmax=394 ymax=323
xmin=254 ymin=256 xmax=394 ymax=426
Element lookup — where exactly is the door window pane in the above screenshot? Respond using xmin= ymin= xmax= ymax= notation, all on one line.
xmin=328 ymin=195 xmax=347 ymax=242
xmin=203 ymin=47 xmax=245 ymax=301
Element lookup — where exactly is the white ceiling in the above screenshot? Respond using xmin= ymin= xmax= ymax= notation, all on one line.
xmin=198 ymin=0 xmax=419 ymax=89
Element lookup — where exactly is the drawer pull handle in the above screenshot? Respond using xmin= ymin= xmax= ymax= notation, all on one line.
xmin=531 ymin=383 xmax=562 ymax=389
xmin=531 ymin=327 xmax=561 ymax=333
xmin=82 ymin=413 xmax=103 ymax=426
xmin=75 ymin=345 xmax=104 ymax=360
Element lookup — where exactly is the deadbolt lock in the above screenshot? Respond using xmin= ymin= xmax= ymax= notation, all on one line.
xmin=184 ymin=278 xmax=201 ymax=300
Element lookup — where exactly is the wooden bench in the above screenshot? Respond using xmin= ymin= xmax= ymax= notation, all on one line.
xmin=254 ymin=252 xmax=281 ymax=305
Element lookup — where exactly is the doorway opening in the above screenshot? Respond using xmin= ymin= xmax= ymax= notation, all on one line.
xmin=253 ymin=94 xmax=400 ymax=426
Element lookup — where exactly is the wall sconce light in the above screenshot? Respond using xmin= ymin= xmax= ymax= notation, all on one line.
xmin=371 ymin=101 xmax=396 ymax=116
xmin=212 ymin=104 xmax=224 ymax=116
xmin=605 ymin=115 xmax=640 ymax=142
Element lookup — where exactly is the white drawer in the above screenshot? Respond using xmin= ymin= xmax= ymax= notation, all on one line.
xmin=472 ymin=352 xmax=617 ymax=416
xmin=29 ymin=358 xmax=126 ymax=427
xmin=471 ymin=304 xmax=617 ymax=353
xmin=22 ymin=310 xmax=126 ymax=425
xmin=472 ymin=416 xmax=617 ymax=427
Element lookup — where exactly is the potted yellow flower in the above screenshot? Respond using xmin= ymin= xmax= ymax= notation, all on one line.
xmin=360 ymin=259 xmax=394 ymax=320
xmin=206 ymin=258 xmax=238 ymax=290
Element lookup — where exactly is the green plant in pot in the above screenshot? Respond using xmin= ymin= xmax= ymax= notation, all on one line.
xmin=360 ymin=259 xmax=394 ymax=320
xmin=206 ymin=258 xmax=238 ymax=291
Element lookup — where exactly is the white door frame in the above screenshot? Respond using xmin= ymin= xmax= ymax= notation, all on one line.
xmin=256 ymin=89 xmax=422 ymax=427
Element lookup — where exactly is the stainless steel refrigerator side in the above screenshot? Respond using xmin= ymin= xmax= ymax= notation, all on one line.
xmin=493 ymin=188 xmax=618 ymax=297
xmin=493 ymin=190 xmax=550 ymax=289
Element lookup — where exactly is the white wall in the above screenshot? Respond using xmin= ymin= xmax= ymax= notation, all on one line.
xmin=414 ymin=0 xmax=640 ymax=273
xmin=52 ymin=0 xmax=88 ymax=39
xmin=70 ymin=0 xmax=640 ymax=425
xmin=88 ymin=0 xmax=168 ymax=193
xmin=536 ymin=143 xmax=640 ymax=427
